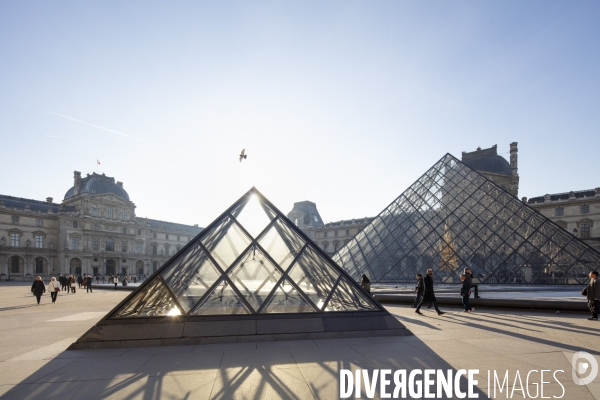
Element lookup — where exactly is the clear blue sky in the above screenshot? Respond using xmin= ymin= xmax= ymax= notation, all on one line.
xmin=1 ymin=1 xmax=599 ymax=227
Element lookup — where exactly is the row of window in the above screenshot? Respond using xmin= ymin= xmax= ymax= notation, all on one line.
xmin=90 ymin=205 xmax=128 ymax=221
xmin=323 ymin=229 xmax=351 ymax=238
xmin=8 ymin=256 xmax=45 ymax=274
xmin=11 ymin=216 xmax=45 ymax=226
xmin=555 ymin=204 xmax=590 ymax=216
xmin=151 ymin=232 xmax=189 ymax=241
xmin=151 ymin=244 xmax=181 ymax=256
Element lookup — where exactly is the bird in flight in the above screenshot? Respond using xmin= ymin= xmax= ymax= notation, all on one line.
xmin=239 ymin=148 xmax=247 ymax=162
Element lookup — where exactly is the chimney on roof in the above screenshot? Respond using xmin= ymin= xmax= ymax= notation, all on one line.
xmin=510 ymin=142 xmax=518 ymax=176
xmin=521 ymin=197 xmax=527 ymax=203
xmin=46 ymin=197 xmax=53 ymax=203
xmin=194 ymin=224 xmax=198 ymax=227
xmin=73 ymin=171 xmax=82 ymax=195
xmin=117 ymin=181 xmax=123 ymax=187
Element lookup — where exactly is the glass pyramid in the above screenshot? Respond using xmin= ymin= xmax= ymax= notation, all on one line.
xmin=109 ymin=188 xmax=380 ymax=319
xmin=333 ymin=154 xmax=600 ymax=285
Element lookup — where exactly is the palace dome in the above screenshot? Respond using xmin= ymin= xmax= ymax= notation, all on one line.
xmin=64 ymin=172 xmax=130 ymax=201
xmin=462 ymin=155 xmax=512 ymax=176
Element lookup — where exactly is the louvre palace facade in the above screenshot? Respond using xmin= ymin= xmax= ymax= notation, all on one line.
xmin=0 ymin=171 xmax=202 ymax=281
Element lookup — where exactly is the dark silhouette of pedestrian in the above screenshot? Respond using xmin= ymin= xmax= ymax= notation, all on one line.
xmin=114 ymin=275 xmax=118 ymax=290
xmin=460 ymin=274 xmax=474 ymax=313
xmin=31 ymin=276 xmax=46 ymax=304
xmin=413 ymin=274 xmax=425 ymax=308
xmin=464 ymin=267 xmax=480 ymax=299
xmin=415 ymin=268 xmax=445 ymax=316
xmin=86 ymin=276 xmax=93 ymax=293
xmin=360 ymin=274 xmax=371 ymax=293
xmin=584 ymin=271 xmax=600 ymax=320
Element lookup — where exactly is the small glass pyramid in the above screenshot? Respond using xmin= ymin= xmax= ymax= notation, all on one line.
xmin=109 ymin=188 xmax=380 ymax=318
xmin=334 ymin=154 xmax=600 ymax=284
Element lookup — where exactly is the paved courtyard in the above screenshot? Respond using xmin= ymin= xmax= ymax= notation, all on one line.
xmin=0 ymin=283 xmax=599 ymax=399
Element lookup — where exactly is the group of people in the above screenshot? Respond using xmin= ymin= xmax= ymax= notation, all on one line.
xmin=30 ymin=274 xmax=95 ymax=304
xmin=411 ymin=267 xmax=480 ymax=315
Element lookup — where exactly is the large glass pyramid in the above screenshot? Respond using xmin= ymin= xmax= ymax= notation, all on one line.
xmin=108 ymin=188 xmax=381 ymax=319
xmin=333 ymin=154 xmax=600 ymax=285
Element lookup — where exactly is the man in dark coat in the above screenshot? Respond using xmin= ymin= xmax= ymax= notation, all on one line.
xmin=413 ymin=274 xmax=424 ymax=308
xmin=59 ymin=275 xmax=67 ymax=292
xmin=460 ymin=274 xmax=474 ymax=313
xmin=415 ymin=268 xmax=445 ymax=316
xmin=586 ymin=271 xmax=600 ymax=320
xmin=77 ymin=275 xmax=83 ymax=288
xmin=86 ymin=276 xmax=93 ymax=293
xmin=464 ymin=267 xmax=480 ymax=299
xmin=31 ymin=276 xmax=46 ymax=304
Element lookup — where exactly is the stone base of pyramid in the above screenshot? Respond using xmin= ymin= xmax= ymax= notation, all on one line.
xmin=68 ymin=312 xmax=411 ymax=350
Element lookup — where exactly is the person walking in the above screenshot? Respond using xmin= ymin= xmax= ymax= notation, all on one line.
xmin=415 ymin=268 xmax=445 ymax=316
xmin=31 ymin=276 xmax=46 ymax=305
xmin=460 ymin=274 xmax=474 ymax=313
xmin=48 ymin=277 xmax=60 ymax=303
xmin=360 ymin=274 xmax=371 ymax=294
xmin=113 ymin=275 xmax=118 ymax=290
xmin=585 ymin=271 xmax=600 ymax=320
xmin=96 ymin=275 xmax=100 ymax=285
xmin=464 ymin=268 xmax=481 ymax=299
xmin=86 ymin=276 xmax=93 ymax=293
xmin=70 ymin=275 xmax=77 ymax=293
xmin=413 ymin=274 xmax=424 ymax=308
xmin=77 ymin=275 xmax=83 ymax=289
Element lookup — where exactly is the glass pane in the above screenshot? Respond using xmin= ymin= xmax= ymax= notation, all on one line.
xmin=324 ymin=276 xmax=378 ymax=312
xmin=227 ymin=245 xmax=282 ymax=312
xmin=112 ymin=278 xmax=181 ymax=318
xmin=161 ymin=245 xmax=222 ymax=313
xmin=231 ymin=194 xmax=276 ymax=239
xmin=257 ymin=219 xmax=305 ymax=270
xmin=287 ymin=247 xmax=339 ymax=310
xmin=191 ymin=278 xmax=250 ymax=315
xmin=201 ymin=216 xmax=252 ymax=271
xmin=262 ymin=280 xmax=316 ymax=313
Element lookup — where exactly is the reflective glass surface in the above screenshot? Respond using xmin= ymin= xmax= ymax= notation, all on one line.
xmin=201 ymin=216 xmax=252 ymax=270
xmin=262 ymin=279 xmax=316 ymax=313
xmin=333 ymin=154 xmax=600 ymax=284
xmin=287 ymin=247 xmax=340 ymax=310
xmin=227 ymin=245 xmax=282 ymax=312
xmin=257 ymin=218 xmax=305 ymax=271
xmin=325 ymin=276 xmax=378 ymax=312
xmin=191 ymin=279 xmax=250 ymax=315
xmin=111 ymin=188 xmax=381 ymax=319
xmin=161 ymin=245 xmax=222 ymax=313
xmin=113 ymin=277 xmax=181 ymax=318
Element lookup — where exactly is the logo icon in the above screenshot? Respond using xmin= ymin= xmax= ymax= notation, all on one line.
xmin=572 ymin=351 xmax=598 ymax=385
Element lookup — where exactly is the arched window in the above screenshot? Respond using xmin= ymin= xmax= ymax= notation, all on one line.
xmin=106 ymin=207 xmax=113 ymax=219
xmin=106 ymin=237 xmax=114 ymax=251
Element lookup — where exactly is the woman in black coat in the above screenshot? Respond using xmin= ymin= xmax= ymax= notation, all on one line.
xmin=31 ymin=276 xmax=46 ymax=304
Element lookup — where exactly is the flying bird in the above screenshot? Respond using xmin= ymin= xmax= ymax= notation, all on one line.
xmin=239 ymin=148 xmax=247 ymax=162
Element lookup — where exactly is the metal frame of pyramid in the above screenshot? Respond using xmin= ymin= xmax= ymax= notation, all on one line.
xmin=70 ymin=188 xmax=408 ymax=349
xmin=334 ymin=154 xmax=600 ymax=285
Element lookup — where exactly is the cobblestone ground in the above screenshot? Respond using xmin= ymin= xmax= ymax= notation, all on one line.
xmin=0 ymin=283 xmax=598 ymax=399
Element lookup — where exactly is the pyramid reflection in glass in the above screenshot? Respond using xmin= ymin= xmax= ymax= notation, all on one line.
xmin=334 ymin=154 xmax=600 ymax=285
xmin=110 ymin=188 xmax=380 ymax=318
